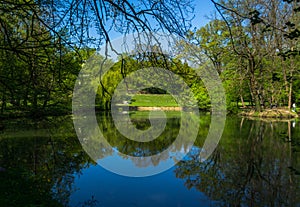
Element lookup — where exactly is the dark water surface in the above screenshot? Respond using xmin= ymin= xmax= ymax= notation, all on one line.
xmin=0 ymin=113 xmax=299 ymax=207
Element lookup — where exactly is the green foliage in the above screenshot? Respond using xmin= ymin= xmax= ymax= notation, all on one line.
xmin=0 ymin=0 xmax=96 ymax=116
xmin=190 ymin=82 xmax=211 ymax=110
xmin=1 ymin=0 xmax=299 ymax=116
xmin=96 ymin=54 xmax=210 ymax=110
xmin=181 ymin=0 xmax=300 ymax=112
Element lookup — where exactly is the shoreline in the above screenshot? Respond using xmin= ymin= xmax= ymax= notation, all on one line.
xmin=239 ymin=108 xmax=298 ymax=119
xmin=1 ymin=106 xmax=299 ymax=120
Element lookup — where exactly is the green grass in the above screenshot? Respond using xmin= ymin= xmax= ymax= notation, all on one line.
xmin=129 ymin=110 xmax=182 ymax=119
xmin=130 ymin=94 xmax=178 ymax=107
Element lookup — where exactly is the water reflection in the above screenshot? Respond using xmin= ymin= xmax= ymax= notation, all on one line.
xmin=0 ymin=117 xmax=95 ymax=206
xmin=175 ymin=118 xmax=300 ymax=206
xmin=87 ymin=111 xmax=200 ymax=176
xmin=0 ymin=114 xmax=299 ymax=206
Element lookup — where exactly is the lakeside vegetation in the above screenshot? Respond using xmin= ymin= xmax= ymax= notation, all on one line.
xmin=0 ymin=0 xmax=299 ymax=118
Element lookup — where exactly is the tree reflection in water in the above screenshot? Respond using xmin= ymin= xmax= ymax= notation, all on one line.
xmin=175 ymin=118 xmax=300 ymax=206
xmin=0 ymin=116 xmax=96 ymax=207
xmin=96 ymin=111 xmax=198 ymax=167
xmin=0 ymin=114 xmax=299 ymax=206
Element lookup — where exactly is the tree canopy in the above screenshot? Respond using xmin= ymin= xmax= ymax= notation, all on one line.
xmin=0 ymin=0 xmax=300 ymax=115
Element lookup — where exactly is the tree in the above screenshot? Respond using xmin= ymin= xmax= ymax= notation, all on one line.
xmin=182 ymin=19 xmax=245 ymax=112
xmin=0 ymin=0 xmax=195 ymax=115
xmin=210 ymin=0 xmax=300 ymax=111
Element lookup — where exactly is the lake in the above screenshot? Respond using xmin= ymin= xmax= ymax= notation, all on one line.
xmin=0 ymin=112 xmax=299 ymax=207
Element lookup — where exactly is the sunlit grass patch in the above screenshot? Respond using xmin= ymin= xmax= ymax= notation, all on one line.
xmin=130 ymin=94 xmax=178 ymax=107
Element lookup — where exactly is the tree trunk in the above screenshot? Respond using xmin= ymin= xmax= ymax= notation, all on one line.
xmin=249 ymin=58 xmax=262 ymax=112
xmin=288 ymin=57 xmax=295 ymax=110
xmin=282 ymin=60 xmax=289 ymax=107
xmin=288 ymin=80 xmax=293 ymax=110
xmin=240 ymin=95 xmax=245 ymax=108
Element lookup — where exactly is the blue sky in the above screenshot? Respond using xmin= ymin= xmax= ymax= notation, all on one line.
xmin=192 ymin=1 xmax=215 ymax=28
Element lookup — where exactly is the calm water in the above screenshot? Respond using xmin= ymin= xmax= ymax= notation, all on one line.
xmin=0 ymin=112 xmax=299 ymax=207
